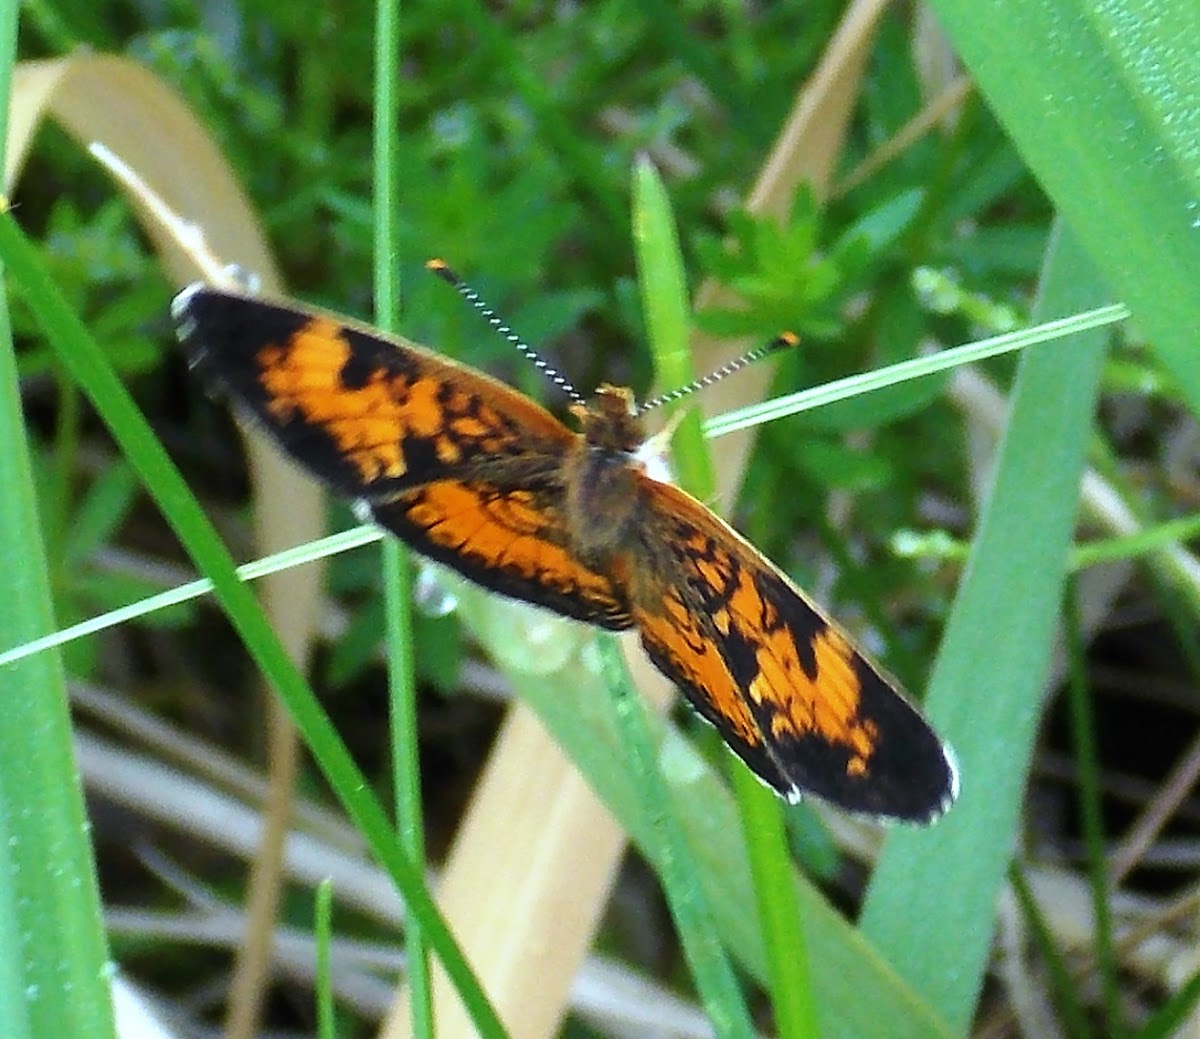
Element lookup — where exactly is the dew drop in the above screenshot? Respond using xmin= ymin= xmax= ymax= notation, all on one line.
xmin=414 ymin=565 xmax=459 ymax=618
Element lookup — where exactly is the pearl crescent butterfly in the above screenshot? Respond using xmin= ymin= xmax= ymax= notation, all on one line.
xmin=173 ymin=267 xmax=957 ymax=822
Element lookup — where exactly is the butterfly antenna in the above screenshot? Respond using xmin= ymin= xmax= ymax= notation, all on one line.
xmin=636 ymin=331 xmax=798 ymax=414
xmin=426 ymin=258 xmax=585 ymax=406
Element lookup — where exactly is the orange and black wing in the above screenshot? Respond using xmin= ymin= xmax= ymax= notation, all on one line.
xmin=368 ymin=478 xmax=632 ymax=628
xmin=174 ymin=284 xmax=576 ymax=500
xmin=630 ymin=479 xmax=957 ymax=822
xmin=631 ymin=576 xmax=795 ymax=802
xmin=174 ymin=284 xmax=631 ymax=629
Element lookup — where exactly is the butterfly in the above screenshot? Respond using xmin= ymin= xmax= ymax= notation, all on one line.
xmin=173 ymin=265 xmax=957 ymax=822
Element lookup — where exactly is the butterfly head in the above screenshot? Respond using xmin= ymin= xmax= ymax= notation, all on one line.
xmin=572 ymin=385 xmax=644 ymax=454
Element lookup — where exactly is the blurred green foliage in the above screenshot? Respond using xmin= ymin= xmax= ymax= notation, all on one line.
xmin=12 ymin=0 xmax=1056 ymax=739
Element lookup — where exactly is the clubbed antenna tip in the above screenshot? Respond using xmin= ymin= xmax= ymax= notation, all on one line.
xmin=637 ymin=331 xmax=799 ymax=414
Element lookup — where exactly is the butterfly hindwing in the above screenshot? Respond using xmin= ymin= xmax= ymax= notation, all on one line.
xmin=370 ymin=477 xmax=632 ymax=629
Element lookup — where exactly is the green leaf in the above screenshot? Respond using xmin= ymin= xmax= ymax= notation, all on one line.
xmin=62 ymin=461 xmax=138 ymax=567
xmin=0 ymin=12 xmax=117 ymax=1038
xmin=859 ymin=223 xmax=1109 ymax=1030
xmin=1134 ymin=967 xmax=1200 ymax=1039
xmin=929 ymin=0 xmax=1200 ymax=419
xmin=791 ymin=435 xmax=894 ymax=492
xmin=633 ymin=155 xmax=713 ymax=498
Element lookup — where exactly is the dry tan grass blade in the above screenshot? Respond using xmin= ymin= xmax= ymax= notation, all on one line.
xmin=383 ymin=707 xmax=635 ymax=1039
xmin=385 ymin=2 xmax=894 ymax=1037
xmin=691 ymin=0 xmax=893 ymax=510
xmin=10 ymin=53 xmax=323 ymax=1039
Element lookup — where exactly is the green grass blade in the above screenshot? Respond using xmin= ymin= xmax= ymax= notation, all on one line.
xmin=373 ymin=0 xmax=432 ymax=1032
xmin=859 ymin=223 xmax=1110 ymax=1030
xmin=628 ymin=157 xmax=756 ymax=1039
xmin=930 ymin=0 xmax=1200 ymax=417
xmin=595 ymin=638 xmax=755 ymax=1039
xmin=314 ymin=878 xmax=334 ymax=1039
xmin=1008 ymin=865 xmax=1092 ymax=1039
xmin=0 ymin=211 xmax=509 ymax=1039
xmin=0 ymin=8 xmax=116 ymax=1035
xmin=0 ymin=289 xmax=117 ymax=1039
xmin=732 ymin=767 xmax=820 ymax=1039
xmin=705 ymin=305 xmax=1126 ymax=439
xmin=1133 ymin=966 xmax=1200 ymax=1039
xmin=1071 ymin=511 xmax=1200 ymax=571
xmin=0 ymin=526 xmax=384 ymax=667
xmin=1063 ymin=587 xmax=1123 ymax=1037
xmin=633 ymin=155 xmax=713 ymax=497
xmin=632 ymin=160 xmax=818 ymax=1039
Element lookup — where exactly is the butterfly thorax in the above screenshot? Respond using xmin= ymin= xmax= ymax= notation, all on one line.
xmin=563 ymin=385 xmax=646 ymax=560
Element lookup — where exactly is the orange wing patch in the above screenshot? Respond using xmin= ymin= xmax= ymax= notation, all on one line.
xmin=712 ymin=552 xmax=878 ymax=772
xmin=256 ymin=317 xmax=542 ymax=481
xmin=370 ymin=479 xmax=632 ymax=629
xmin=775 ymin=627 xmax=878 ymax=777
xmin=256 ymin=317 xmax=449 ymax=481
xmin=633 ymin=585 xmax=795 ymax=799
